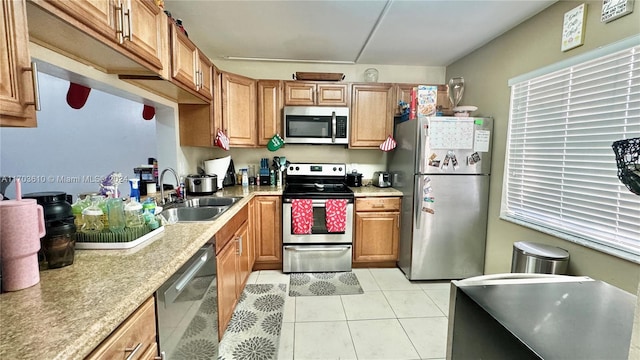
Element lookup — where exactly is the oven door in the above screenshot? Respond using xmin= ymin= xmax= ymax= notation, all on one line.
xmin=283 ymin=245 xmax=352 ymax=273
xmin=282 ymin=200 xmax=353 ymax=244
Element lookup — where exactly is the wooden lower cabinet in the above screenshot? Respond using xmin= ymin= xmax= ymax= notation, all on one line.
xmin=86 ymin=297 xmax=158 ymax=360
xmin=353 ymin=197 xmax=401 ymax=267
xmin=217 ymin=237 xmax=239 ymax=338
xmin=215 ymin=204 xmax=251 ymax=337
xmin=253 ymin=196 xmax=282 ymax=270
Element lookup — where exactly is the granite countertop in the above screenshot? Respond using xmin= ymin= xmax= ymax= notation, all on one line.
xmin=0 ymin=186 xmax=281 ymax=360
xmin=351 ymin=185 xmax=403 ymax=197
xmin=0 ymin=184 xmax=398 ymax=359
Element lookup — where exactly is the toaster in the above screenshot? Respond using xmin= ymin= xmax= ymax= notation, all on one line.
xmin=372 ymin=171 xmax=392 ymax=188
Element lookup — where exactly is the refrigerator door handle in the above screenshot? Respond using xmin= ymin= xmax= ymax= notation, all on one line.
xmin=415 ymin=176 xmax=423 ymax=230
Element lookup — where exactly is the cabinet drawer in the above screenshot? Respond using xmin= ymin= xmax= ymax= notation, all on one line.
xmin=355 ymin=197 xmax=401 ymax=212
xmin=216 ymin=205 xmax=248 ymax=254
xmin=87 ymin=297 xmax=157 ymax=360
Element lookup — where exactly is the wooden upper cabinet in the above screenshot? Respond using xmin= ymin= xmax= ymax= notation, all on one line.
xmin=350 ymin=83 xmax=394 ymax=148
xmin=1 ymin=0 xmax=37 ymax=127
xmin=197 ymin=52 xmax=213 ymax=99
xmin=170 ymin=23 xmax=212 ymax=100
xmin=120 ymin=0 xmax=165 ymax=72
xmin=257 ymin=80 xmax=283 ymax=146
xmin=28 ymin=0 xmax=168 ymax=77
xmin=222 ymin=72 xmax=257 ymax=147
xmin=394 ymin=83 xmax=452 ymax=116
xmin=317 ymin=83 xmax=349 ymax=106
xmin=284 ymin=81 xmax=348 ymax=106
xmin=394 ymin=83 xmax=415 ymax=116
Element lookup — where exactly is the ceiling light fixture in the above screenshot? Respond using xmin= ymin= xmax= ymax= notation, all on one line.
xmin=223 ymin=56 xmax=355 ymax=65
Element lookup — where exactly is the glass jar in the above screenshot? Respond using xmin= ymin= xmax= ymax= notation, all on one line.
xmin=41 ymin=223 xmax=76 ymax=269
xmin=364 ymin=68 xmax=379 ymax=82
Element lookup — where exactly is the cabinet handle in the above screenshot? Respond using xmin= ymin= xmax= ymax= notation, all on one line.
xmin=115 ymin=4 xmax=125 ymax=44
xmin=123 ymin=8 xmax=133 ymax=41
xmin=125 ymin=342 xmax=143 ymax=360
xmin=372 ymin=204 xmax=385 ymax=208
xmin=236 ymin=235 xmax=243 ymax=255
xmin=22 ymin=62 xmax=40 ymax=111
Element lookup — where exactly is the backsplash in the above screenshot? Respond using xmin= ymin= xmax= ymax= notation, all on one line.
xmin=181 ymin=145 xmax=388 ymax=179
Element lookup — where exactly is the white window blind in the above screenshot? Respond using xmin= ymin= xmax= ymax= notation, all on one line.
xmin=502 ymin=39 xmax=640 ymax=262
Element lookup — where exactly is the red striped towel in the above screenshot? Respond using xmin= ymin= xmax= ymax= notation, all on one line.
xmin=291 ymin=199 xmax=313 ymax=234
xmin=325 ymin=199 xmax=348 ymax=233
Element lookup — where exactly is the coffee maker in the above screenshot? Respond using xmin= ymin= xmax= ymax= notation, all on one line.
xmin=134 ymin=166 xmax=155 ymax=195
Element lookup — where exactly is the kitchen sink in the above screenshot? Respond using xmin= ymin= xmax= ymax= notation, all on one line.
xmin=160 ymin=206 xmax=228 ymax=222
xmin=159 ymin=197 xmax=243 ymax=222
xmin=186 ymin=196 xmax=242 ymax=207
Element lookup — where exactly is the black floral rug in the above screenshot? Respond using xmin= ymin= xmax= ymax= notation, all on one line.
xmin=218 ymin=283 xmax=287 ymax=360
xmin=289 ymin=272 xmax=364 ymax=296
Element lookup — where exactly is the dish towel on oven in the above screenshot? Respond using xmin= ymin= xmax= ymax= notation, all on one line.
xmin=292 ymin=199 xmax=313 ymax=234
xmin=325 ymin=199 xmax=348 ymax=233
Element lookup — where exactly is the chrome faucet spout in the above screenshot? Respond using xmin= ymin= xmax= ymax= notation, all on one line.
xmin=159 ymin=168 xmax=185 ymax=205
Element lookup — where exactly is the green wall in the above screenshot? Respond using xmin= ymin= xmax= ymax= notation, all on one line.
xmin=446 ymin=0 xmax=640 ymax=293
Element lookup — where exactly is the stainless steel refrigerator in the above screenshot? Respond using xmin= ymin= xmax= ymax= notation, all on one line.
xmin=389 ymin=116 xmax=493 ymax=280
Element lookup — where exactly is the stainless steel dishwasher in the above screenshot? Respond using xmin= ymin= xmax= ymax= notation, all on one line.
xmin=156 ymin=242 xmax=217 ymax=359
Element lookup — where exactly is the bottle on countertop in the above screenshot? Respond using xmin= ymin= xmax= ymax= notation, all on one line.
xmin=241 ymin=169 xmax=249 ymax=187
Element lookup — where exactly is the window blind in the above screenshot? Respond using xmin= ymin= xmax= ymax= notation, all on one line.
xmin=502 ymin=42 xmax=640 ymax=262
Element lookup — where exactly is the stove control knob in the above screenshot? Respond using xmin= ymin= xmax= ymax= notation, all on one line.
xmin=289 ymin=166 xmax=294 ymax=171
xmin=295 ymin=166 xmax=300 ymax=171
xmin=333 ymin=167 xmax=337 ymax=171
xmin=339 ymin=167 xmax=343 ymax=171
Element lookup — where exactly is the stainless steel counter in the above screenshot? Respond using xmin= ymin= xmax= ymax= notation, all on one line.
xmin=449 ymin=278 xmax=636 ymax=359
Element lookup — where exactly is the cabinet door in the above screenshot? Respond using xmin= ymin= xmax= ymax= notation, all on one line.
xmin=196 ymin=51 xmax=213 ymax=99
xmin=395 ymin=83 xmax=415 ymax=116
xmin=86 ymin=297 xmax=157 ymax=360
xmin=350 ymin=83 xmax=394 ymax=148
xmin=121 ymin=0 xmax=165 ymax=71
xmin=171 ymin=23 xmax=197 ymax=91
xmin=235 ymin=221 xmax=251 ymax=297
xmin=0 ymin=0 xmax=37 ymax=127
xmin=253 ymin=196 xmax=282 ymax=268
xmin=43 ymin=0 xmax=116 ymax=39
xmin=216 ymin=240 xmax=238 ymax=338
xmin=213 ymin=66 xmax=223 ymax=135
xmin=284 ymin=81 xmax=315 ymax=105
xmin=257 ymin=80 xmax=283 ymax=146
xmin=222 ymin=72 xmax=257 ymax=147
xmin=248 ymin=198 xmax=256 ymax=271
xmin=317 ymin=83 xmax=348 ymax=106
xmin=353 ymin=211 xmax=400 ymax=262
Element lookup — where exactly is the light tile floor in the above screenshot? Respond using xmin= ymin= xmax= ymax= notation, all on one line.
xmin=245 ymin=267 xmax=451 ymax=360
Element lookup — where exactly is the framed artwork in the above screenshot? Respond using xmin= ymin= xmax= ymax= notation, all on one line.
xmin=561 ymin=3 xmax=588 ymax=52
xmin=601 ymin=0 xmax=634 ymax=22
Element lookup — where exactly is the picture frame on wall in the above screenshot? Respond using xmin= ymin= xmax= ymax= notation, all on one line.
xmin=601 ymin=0 xmax=634 ymax=22
xmin=561 ymin=3 xmax=588 ymax=52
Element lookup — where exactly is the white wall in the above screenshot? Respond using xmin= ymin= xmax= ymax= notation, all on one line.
xmin=0 ymin=73 xmax=157 ymax=199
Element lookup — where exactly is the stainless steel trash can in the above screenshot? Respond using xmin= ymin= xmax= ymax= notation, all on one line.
xmin=511 ymin=241 xmax=569 ymax=274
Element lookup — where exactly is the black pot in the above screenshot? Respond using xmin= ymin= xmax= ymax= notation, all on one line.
xmin=346 ymin=172 xmax=363 ymax=187
xmin=23 ymin=191 xmax=73 ymax=222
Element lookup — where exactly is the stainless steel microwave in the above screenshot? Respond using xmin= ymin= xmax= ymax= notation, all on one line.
xmin=283 ymin=106 xmax=349 ymax=145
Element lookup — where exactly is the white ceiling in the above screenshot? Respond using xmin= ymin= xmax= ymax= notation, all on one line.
xmin=163 ymin=0 xmax=556 ymax=66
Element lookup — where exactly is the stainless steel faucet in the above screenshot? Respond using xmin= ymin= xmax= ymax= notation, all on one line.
xmin=159 ymin=167 xmax=185 ymax=205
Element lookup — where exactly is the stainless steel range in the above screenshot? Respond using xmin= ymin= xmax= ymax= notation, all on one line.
xmin=282 ymin=163 xmax=355 ymax=273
